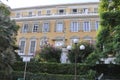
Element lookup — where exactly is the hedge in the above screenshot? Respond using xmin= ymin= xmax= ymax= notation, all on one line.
xmin=12 ymin=62 xmax=91 ymax=75
xmin=11 ymin=71 xmax=94 ymax=80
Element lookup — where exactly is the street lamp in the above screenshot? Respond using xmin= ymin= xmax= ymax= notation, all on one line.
xmin=67 ymin=39 xmax=85 ymax=80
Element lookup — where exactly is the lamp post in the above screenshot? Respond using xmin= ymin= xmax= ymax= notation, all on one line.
xmin=67 ymin=39 xmax=85 ymax=80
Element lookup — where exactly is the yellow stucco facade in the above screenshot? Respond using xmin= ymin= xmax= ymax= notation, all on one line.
xmin=10 ymin=2 xmax=99 ymax=58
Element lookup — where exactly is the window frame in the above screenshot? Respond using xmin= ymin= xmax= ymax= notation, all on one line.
xmin=56 ymin=21 xmax=64 ymax=32
xmin=33 ymin=24 xmax=39 ymax=32
xmin=83 ymin=21 xmax=91 ymax=32
xmin=29 ymin=39 xmax=36 ymax=54
xmin=22 ymin=24 xmax=28 ymax=33
xmin=70 ymin=21 xmax=79 ymax=32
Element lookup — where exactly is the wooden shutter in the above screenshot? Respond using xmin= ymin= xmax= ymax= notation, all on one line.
xmin=28 ymin=22 xmax=33 ymax=33
xmin=90 ymin=20 xmax=95 ymax=31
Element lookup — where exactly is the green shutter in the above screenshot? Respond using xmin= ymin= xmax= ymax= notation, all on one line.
xmin=80 ymin=21 xmax=83 ymax=31
xmin=91 ymin=20 xmax=95 ymax=31
xmin=28 ymin=22 xmax=33 ymax=33
xmin=38 ymin=22 xmax=42 ymax=32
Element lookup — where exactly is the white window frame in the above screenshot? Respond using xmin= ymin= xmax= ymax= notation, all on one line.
xmin=16 ymin=12 xmax=20 ymax=18
xmin=28 ymin=11 xmax=32 ymax=17
xmin=46 ymin=10 xmax=51 ymax=15
xmin=22 ymin=24 xmax=28 ymax=33
xmin=29 ymin=39 xmax=36 ymax=55
xmin=83 ymin=8 xmax=88 ymax=14
xmin=42 ymin=22 xmax=49 ymax=32
xmin=94 ymin=8 xmax=98 ymax=13
xmin=83 ymin=21 xmax=91 ymax=32
xmin=19 ymin=39 xmax=26 ymax=55
xmin=38 ymin=10 xmax=42 ymax=16
xmin=33 ymin=24 xmax=39 ymax=32
xmin=56 ymin=22 xmax=64 ymax=32
xmin=70 ymin=21 xmax=79 ymax=32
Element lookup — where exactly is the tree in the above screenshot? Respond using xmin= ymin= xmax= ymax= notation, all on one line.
xmin=96 ymin=0 xmax=120 ymax=63
xmin=68 ymin=41 xmax=94 ymax=63
xmin=35 ymin=45 xmax=62 ymax=63
xmin=0 ymin=3 xmax=19 ymax=76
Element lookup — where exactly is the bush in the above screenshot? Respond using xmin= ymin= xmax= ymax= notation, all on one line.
xmin=12 ymin=62 xmax=91 ymax=75
xmin=11 ymin=71 xmax=95 ymax=80
xmin=35 ymin=45 xmax=62 ymax=63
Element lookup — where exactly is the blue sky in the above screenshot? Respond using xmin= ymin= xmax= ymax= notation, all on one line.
xmin=1 ymin=0 xmax=99 ymax=8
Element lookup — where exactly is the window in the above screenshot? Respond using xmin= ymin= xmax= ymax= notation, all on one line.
xmin=16 ymin=13 xmax=20 ymax=18
xmin=56 ymin=22 xmax=64 ymax=32
xmin=83 ymin=21 xmax=90 ymax=32
xmin=58 ymin=9 xmax=65 ymax=14
xmin=70 ymin=21 xmax=79 ymax=32
xmin=33 ymin=24 xmax=39 ymax=32
xmin=55 ymin=41 xmax=64 ymax=47
xmin=94 ymin=8 xmax=98 ymax=13
xmin=28 ymin=12 xmax=32 ymax=16
xmin=38 ymin=11 xmax=41 ymax=16
xmin=72 ymin=9 xmax=78 ymax=13
xmin=19 ymin=40 xmax=25 ymax=53
xmin=95 ymin=21 xmax=99 ymax=31
xmin=43 ymin=22 xmax=49 ymax=32
xmin=46 ymin=10 xmax=51 ymax=15
xmin=82 ymin=8 xmax=88 ymax=14
xmin=22 ymin=24 xmax=28 ymax=33
xmin=29 ymin=40 xmax=36 ymax=54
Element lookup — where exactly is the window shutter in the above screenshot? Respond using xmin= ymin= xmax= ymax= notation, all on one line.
xmin=54 ymin=21 xmax=57 ymax=32
xmin=20 ymin=25 xmax=23 ymax=33
xmin=78 ymin=21 xmax=80 ymax=31
xmin=91 ymin=20 xmax=95 ymax=31
xmin=63 ymin=21 xmax=65 ymax=32
xmin=38 ymin=22 xmax=42 ymax=32
xmin=48 ymin=22 xmax=50 ymax=32
xmin=80 ymin=21 xmax=83 ymax=31
xmin=28 ymin=23 xmax=32 ymax=33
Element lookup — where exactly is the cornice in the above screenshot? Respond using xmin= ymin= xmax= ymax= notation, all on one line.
xmin=11 ymin=2 xmax=99 ymax=11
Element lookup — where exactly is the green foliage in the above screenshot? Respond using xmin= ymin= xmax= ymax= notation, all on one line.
xmin=36 ymin=45 xmax=62 ymax=63
xmin=96 ymin=0 xmax=120 ymax=64
xmin=12 ymin=62 xmax=91 ymax=75
xmin=68 ymin=41 xmax=94 ymax=63
xmin=0 ymin=3 xmax=19 ymax=74
xmin=10 ymin=71 xmax=95 ymax=80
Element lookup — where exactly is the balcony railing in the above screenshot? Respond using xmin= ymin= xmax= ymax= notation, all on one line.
xmin=11 ymin=12 xmax=98 ymax=20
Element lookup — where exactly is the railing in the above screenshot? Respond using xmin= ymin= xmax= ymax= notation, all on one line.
xmin=11 ymin=12 xmax=98 ymax=20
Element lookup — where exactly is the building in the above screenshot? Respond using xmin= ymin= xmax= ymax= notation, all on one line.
xmin=10 ymin=2 xmax=99 ymax=60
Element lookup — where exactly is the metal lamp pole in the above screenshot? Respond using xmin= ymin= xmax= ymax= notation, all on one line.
xmin=67 ymin=39 xmax=85 ymax=80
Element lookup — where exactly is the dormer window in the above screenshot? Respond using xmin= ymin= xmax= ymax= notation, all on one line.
xmin=58 ymin=9 xmax=65 ymax=14
xmin=72 ymin=9 xmax=78 ymax=13
xmin=38 ymin=11 xmax=41 ymax=16
xmin=82 ymin=8 xmax=88 ymax=14
xmin=28 ymin=12 xmax=32 ymax=17
xmin=16 ymin=13 xmax=20 ymax=18
xmin=46 ymin=10 xmax=51 ymax=15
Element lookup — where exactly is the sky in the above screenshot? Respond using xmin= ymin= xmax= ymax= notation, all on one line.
xmin=1 ymin=0 xmax=99 ymax=8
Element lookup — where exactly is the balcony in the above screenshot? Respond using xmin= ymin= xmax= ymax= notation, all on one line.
xmin=11 ymin=12 xmax=98 ymax=21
